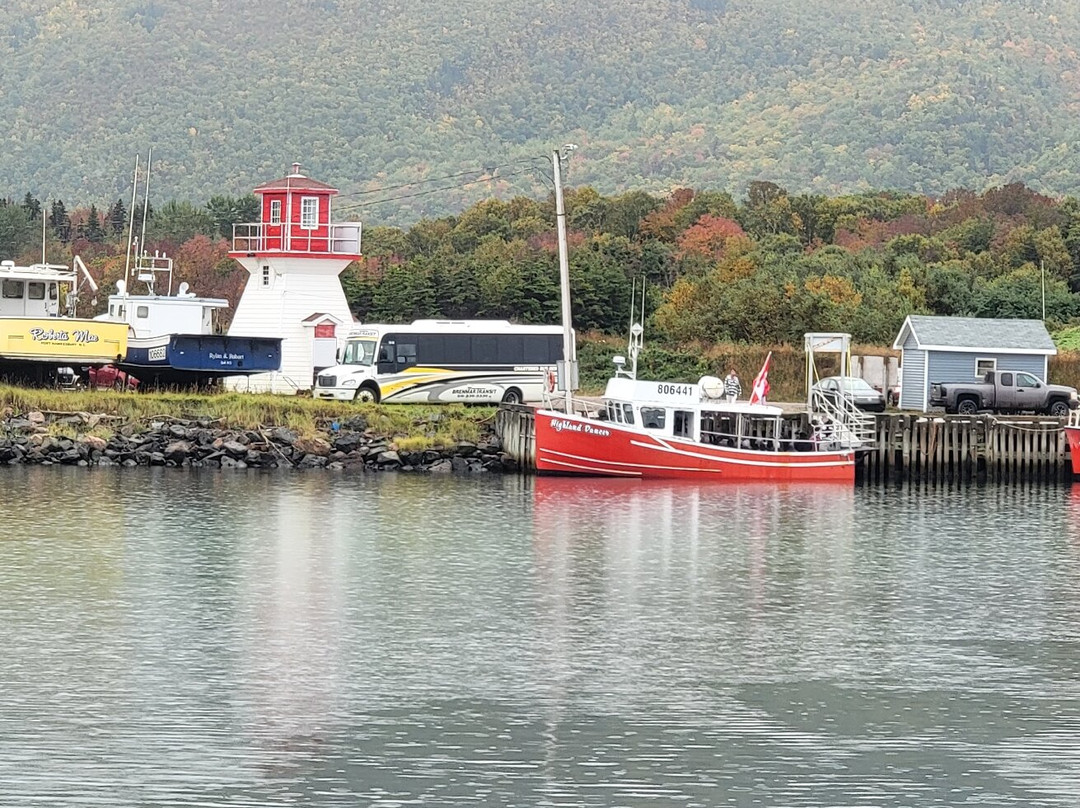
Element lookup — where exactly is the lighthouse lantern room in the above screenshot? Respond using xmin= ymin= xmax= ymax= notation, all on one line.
xmin=226 ymin=163 xmax=362 ymax=393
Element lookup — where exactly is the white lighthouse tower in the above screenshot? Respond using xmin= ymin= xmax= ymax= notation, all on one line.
xmin=226 ymin=163 xmax=362 ymax=393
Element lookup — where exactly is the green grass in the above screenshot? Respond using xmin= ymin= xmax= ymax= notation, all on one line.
xmin=0 ymin=386 xmax=496 ymax=449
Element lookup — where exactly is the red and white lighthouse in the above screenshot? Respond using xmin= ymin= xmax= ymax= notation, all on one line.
xmin=226 ymin=163 xmax=362 ymax=392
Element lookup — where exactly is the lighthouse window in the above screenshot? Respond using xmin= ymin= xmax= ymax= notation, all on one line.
xmin=27 ymin=282 xmax=45 ymax=300
xmin=300 ymin=197 xmax=319 ymax=230
xmin=3 ymin=280 xmax=24 ymax=299
xmin=262 ymin=266 xmax=271 ymax=287
xmin=269 ymin=200 xmax=281 ymax=224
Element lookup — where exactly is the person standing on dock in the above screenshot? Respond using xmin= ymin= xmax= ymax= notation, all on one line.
xmin=724 ymin=368 xmax=742 ymax=402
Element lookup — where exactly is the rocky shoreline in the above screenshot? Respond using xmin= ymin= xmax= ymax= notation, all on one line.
xmin=0 ymin=411 xmax=517 ymax=473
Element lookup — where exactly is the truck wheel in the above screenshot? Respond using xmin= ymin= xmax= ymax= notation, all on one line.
xmin=1049 ymin=399 xmax=1070 ymax=418
xmin=500 ymin=387 xmax=523 ymax=405
xmin=355 ymin=385 xmax=380 ymax=404
xmin=956 ymin=398 xmax=979 ymax=415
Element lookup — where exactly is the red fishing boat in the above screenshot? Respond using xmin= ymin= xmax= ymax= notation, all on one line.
xmin=535 ymin=373 xmax=858 ymax=483
xmin=1066 ymin=412 xmax=1080 ymax=476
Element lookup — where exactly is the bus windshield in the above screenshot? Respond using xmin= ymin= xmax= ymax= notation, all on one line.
xmin=342 ymin=338 xmax=377 ymax=366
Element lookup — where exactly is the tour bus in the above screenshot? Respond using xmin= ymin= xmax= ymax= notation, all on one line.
xmin=312 ymin=320 xmax=568 ymax=404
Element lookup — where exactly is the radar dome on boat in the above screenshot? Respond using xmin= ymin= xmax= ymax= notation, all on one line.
xmin=699 ymin=375 xmax=724 ymax=399
xmin=116 ymin=280 xmax=127 ymax=295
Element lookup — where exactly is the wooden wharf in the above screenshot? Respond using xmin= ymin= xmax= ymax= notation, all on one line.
xmin=495 ymin=406 xmax=1074 ymax=484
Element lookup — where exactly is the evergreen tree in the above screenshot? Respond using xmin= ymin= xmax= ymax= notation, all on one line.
xmin=21 ymin=193 xmax=41 ymax=221
xmin=107 ymin=198 xmax=128 ymax=237
xmin=49 ymin=200 xmax=70 ymax=242
xmin=84 ymin=204 xmax=105 ymax=243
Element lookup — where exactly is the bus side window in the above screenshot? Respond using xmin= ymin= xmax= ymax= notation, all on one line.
xmin=396 ymin=342 xmax=417 ymax=368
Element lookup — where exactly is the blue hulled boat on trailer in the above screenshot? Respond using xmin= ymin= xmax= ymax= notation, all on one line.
xmin=96 ymin=254 xmax=281 ymax=387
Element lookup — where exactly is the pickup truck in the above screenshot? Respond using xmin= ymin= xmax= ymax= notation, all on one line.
xmin=929 ymin=370 xmax=1079 ymax=416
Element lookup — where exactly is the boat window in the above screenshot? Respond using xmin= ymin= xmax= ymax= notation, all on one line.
xmin=622 ymin=403 xmax=635 ymax=425
xmin=136 ymin=306 xmax=149 ymax=319
xmin=27 ymin=282 xmax=45 ymax=300
xmin=49 ymin=283 xmax=58 ymax=300
xmin=641 ymin=407 xmax=666 ymax=429
xmin=674 ymin=410 xmax=693 ymax=438
xmin=3 ymin=280 xmax=24 ymax=299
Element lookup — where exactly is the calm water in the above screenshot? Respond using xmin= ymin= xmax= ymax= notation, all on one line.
xmin=1 ymin=468 xmax=1079 ymax=807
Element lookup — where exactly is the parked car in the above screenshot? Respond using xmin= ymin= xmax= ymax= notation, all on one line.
xmin=929 ymin=370 xmax=1078 ymax=416
xmin=87 ymin=364 xmax=140 ymax=392
xmin=812 ymin=376 xmax=887 ymax=412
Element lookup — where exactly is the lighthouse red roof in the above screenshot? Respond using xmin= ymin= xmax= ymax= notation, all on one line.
xmin=253 ymin=163 xmax=338 ymax=195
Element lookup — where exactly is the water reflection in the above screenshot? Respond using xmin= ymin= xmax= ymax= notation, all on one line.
xmin=0 ymin=469 xmax=1079 ymax=806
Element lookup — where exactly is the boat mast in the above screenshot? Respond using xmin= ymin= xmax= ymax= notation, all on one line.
xmin=139 ymin=147 xmax=152 ymax=271
xmin=123 ymin=155 xmax=140 ymax=283
xmin=552 ymin=145 xmax=578 ymax=413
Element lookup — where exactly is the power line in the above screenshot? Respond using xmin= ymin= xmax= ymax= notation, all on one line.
xmin=336 ymin=167 xmax=540 ymax=213
xmin=334 ymin=157 xmax=546 ymax=203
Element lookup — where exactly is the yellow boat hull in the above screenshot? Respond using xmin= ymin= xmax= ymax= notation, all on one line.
xmin=0 ymin=318 xmax=128 ymax=364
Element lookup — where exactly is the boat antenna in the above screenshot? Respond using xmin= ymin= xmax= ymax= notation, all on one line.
xmin=123 ymin=154 xmax=140 ymax=281
xmin=139 ymin=147 xmax=152 ymax=264
xmin=41 ymin=201 xmax=47 ymax=265
xmin=627 ymin=277 xmax=645 ymax=379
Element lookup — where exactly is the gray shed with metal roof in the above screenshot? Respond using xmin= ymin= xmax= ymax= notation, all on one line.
xmin=891 ymin=315 xmax=1057 ymax=411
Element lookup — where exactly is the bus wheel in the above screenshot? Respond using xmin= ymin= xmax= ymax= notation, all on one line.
xmin=501 ymin=388 xmax=523 ymax=405
xmin=355 ymin=385 xmax=380 ymax=404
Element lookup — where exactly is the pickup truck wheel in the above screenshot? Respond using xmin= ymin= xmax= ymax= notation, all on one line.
xmin=956 ymin=398 xmax=979 ymax=415
xmin=1049 ymin=399 xmax=1070 ymax=418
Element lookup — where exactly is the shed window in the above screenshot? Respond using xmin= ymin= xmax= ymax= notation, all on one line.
xmin=269 ymin=200 xmax=282 ymax=224
xmin=975 ymin=357 xmax=996 ymax=378
xmin=300 ymin=197 xmax=319 ymax=230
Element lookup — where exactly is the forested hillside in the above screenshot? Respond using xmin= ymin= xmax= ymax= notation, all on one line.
xmin=3 ymin=179 xmax=1077 ymax=359
xmin=4 ymin=0 xmax=1080 ymax=222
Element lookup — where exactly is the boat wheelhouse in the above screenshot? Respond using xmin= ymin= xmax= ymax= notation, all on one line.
xmin=96 ymin=253 xmax=281 ymax=386
xmin=0 ymin=259 xmax=128 ymax=375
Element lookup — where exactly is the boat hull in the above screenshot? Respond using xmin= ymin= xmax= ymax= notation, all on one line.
xmin=120 ymin=334 xmax=282 ymax=384
xmin=0 ymin=317 xmax=128 ymax=364
xmin=1066 ymin=425 xmax=1080 ymax=476
xmin=535 ymin=409 xmax=855 ymax=482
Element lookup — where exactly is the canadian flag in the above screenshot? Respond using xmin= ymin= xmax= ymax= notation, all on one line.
xmin=748 ymin=352 xmax=772 ymax=405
